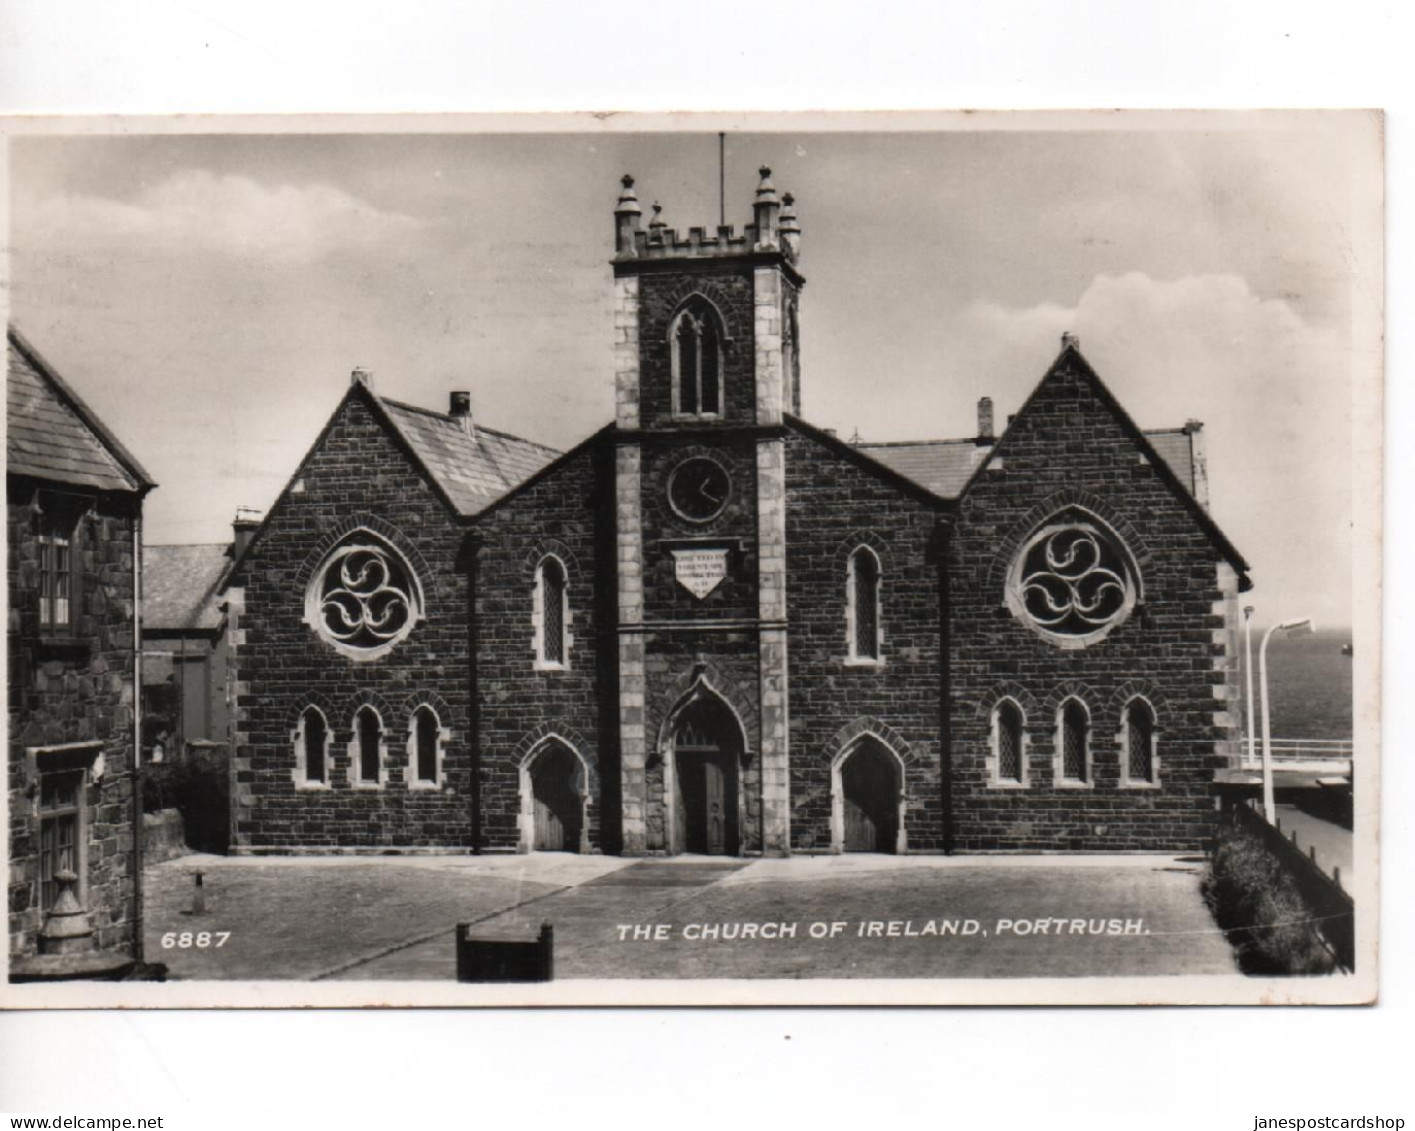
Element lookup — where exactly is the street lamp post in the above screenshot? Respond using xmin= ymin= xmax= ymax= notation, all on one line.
xmin=1243 ymin=606 xmax=1256 ymax=767
xmin=1259 ymin=617 xmax=1315 ymax=824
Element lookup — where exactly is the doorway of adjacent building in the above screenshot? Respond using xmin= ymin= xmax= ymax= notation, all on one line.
xmin=530 ymin=744 xmax=583 ymax=852
xmin=841 ymin=739 xmax=900 ymax=853
xmin=672 ymin=697 xmax=740 ymax=856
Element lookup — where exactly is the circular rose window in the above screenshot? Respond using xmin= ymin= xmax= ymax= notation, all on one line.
xmin=1005 ymin=512 xmax=1139 ymax=648
xmin=305 ymin=536 xmax=424 ymax=660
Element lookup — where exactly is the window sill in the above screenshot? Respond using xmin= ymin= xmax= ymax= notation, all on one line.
xmin=351 ymin=781 xmax=385 ymax=791
xmin=33 ymin=635 xmax=91 ymax=657
xmin=1120 ymin=780 xmax=1161 ymax=790
xmin=987 ymin=780 xmax=1029 ymax=790
xmin=1055 ymin=780 xmax=1095 ymax=790
xmin=407 ymin=781 xmax=444 ymax=792
xmin=534 ymin=661 xmax=570 ymax=673
xmin=843 ymin=657 xmax=885 ymax=669
xmin=296 ymin=781 xmax=332 ymax=792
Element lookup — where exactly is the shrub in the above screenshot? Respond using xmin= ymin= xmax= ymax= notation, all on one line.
xmin=1203 ymin=825 xmax=1336 ymax=976
xmin=142 ymin=746 xmax=230 ymax=854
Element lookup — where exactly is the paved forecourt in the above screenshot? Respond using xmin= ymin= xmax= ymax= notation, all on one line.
xmin=338 ymin=853 xmax=1235 ymax=981
xmin=144 ymin=852 xmax=1236 ymax=981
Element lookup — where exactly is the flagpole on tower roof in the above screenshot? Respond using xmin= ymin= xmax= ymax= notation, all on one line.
xmin=719 ymin=132 xmax=725 ymax=228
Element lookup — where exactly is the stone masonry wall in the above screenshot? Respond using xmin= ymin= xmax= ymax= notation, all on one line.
xmin=636 ymin=269 xmax=756 ymax=429
xmin=471 ymin=439 xmax=611 ymax=852
xmin=231 ymin=392 xmax=475 ymax=852
xmin=640 ymin=435 xmax=760 ymax=624
xmin=8 ymin=485 xmax=139 ymax=958
xmin=783 ymin=428 xmax=947 ymax=853
xmin=948 ymin=353 xmax=1238 ymax=852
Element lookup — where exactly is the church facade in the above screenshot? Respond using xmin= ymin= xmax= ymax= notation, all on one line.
xmin=223 ymin=169 xmax=1249 ymax=858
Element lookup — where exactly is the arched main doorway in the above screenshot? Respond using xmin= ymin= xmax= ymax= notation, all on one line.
xmin=840 ymin=739 xmax=901 ymax=854
xmin=671 ymin=696 xmax=742 ymax=856
xmin=528 ymin=743 xmax=584 ymax=853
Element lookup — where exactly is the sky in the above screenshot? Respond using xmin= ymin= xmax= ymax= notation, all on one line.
xmin=4 ymin=118 xmax=1378 ymax=630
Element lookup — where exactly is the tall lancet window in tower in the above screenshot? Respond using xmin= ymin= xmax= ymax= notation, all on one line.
xmin=671 ymin=302 xmax=724 ymax=417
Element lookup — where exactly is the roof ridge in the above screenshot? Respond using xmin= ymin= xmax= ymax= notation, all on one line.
xmin=858 ymin=437 xmax=983 ymax=449
xmin=378 ymin=395 xmax=448 ymax=419
xmin=858 ymin=427 xmax=1188 ymax=449
xmin=147 ymin=541 xmax=231 ymax=550
xmin=474 ymin=423 xmax=562 ymax=454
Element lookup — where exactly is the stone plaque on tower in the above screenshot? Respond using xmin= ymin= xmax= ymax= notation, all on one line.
xmin=672 ymin=548 xmax=729 ymax=599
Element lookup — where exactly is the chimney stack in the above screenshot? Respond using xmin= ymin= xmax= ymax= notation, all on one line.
xmin=232 ymin=507 xmax=262 ymax=558
xmin=976 ymin=396 xmax=995 ymax=443
xmin=753 ymin=166 xmax=780 ymax=249
xmin=449 ymin=390 xmax=476 ymax=439
xmin=614 ymin=174 xmax=643 ymax=257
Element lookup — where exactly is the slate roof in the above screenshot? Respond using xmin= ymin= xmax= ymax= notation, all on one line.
xmin=7 ymin=327 xmax=155 ymax=493
xmin=856 ymin=429 xmax=1197 ymax=502
xmin=856 ymin=439 xmax=992 ymax=499
xmin=1144 ymin=428 xmax=1199 ymax=498
xmin=380 ymin=397 xmax=562 ymax=516
xmin=144 ymin=543 xmax=231 ymax=632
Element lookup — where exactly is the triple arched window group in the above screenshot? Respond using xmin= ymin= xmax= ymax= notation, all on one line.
xmin=294 ymin=704 xmax=445 ymax=790
xmin=989 ymin=695 xmax=1158 ymax=788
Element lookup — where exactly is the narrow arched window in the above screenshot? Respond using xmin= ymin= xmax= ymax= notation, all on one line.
xmin=413 ymin=706 xmax=440 ymax=786
xmin=671 ymin=306 xmax=724 ymax=417
xmin=994 ymin=700 xmax=1025 ymax=784
xmin=535 ymin=556 xmax=569 ymax=669
xmin=1059 ymin=698 xmax=1090 ymax=784
xmin=299 ymin=707 xmax=328 ymax=786
xmin=847 ymin=546 xmax=882 ymax=662
xmin=355 ymin=707 xmax=383 ymax=785
xmin=1125 ymin=698 xmax=1157 ymax=785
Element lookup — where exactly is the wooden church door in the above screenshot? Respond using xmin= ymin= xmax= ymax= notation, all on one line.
xmin=842 ymin=741 xmax=899 ymax=853
xmin=531 ymin=745 xmax=582 ymax=852
xmin=673 ymin=697 xmax=740 ymax=856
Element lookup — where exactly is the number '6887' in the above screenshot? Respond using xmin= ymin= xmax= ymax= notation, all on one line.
xmin=160 ymin=931 xmax=231 ymax=949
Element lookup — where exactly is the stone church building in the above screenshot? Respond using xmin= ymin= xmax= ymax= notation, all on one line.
xmin=222 ymin=169 xmax=1250 ymax=858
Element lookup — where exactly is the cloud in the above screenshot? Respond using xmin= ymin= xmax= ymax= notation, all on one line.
xmin=29 ymin=170 xmax=424 ymax=263
xmin=956 ymin=272 xmax=1353 ymax=626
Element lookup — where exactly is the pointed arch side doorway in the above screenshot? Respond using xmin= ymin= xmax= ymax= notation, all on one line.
xmin=518 ymin=739 xmax=589 ymax=854
xmin=667 ymin=694 xmax=744 ymax=856
xmin=833 ymin=737 xmax=905 ymax=854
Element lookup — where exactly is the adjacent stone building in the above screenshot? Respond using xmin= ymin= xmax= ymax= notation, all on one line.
xmin=223 ymin=169 xmax=1249 ymax=858
xmin=142 ymin=523 xmax=250 ymax=756
xmin=8 ymin=326 xmax=156 ymax=977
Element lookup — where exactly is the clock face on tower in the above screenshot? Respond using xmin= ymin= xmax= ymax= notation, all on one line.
xmin=668 ymin=456 xmax=731 ymax=523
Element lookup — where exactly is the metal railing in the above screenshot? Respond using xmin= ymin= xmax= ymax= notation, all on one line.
xmin=1239 ymin=737 xmax=1353 ymax=774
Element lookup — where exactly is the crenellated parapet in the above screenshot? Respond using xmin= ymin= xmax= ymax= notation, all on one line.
xmin=613 ymin=167 xmax=801 ymax=266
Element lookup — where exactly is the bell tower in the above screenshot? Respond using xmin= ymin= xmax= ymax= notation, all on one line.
xmin=611 ymin=168 xmax=803 ymax=430
xmin=608 ymin=167 xmax=804 ymax=857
